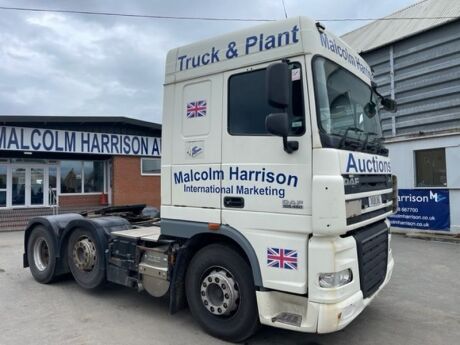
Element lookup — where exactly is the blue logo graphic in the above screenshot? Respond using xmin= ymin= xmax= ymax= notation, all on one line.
xmin=430 ymin=191 xmax=447 ymax=203
xmin=187 ymin=145 xmax=203 ymax=157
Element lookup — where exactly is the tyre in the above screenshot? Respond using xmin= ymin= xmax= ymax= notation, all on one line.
xmin=27 ymin=226 xmax=57 ymax=284
xmin=185 ymin=244 xmax=259 ymax=342
xmin=67 ymin=228 xmax=106 ymax=289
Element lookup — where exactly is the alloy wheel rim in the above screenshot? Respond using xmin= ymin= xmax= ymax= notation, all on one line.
xmin=200 ymin=266 xmax=240 ymax=316
xmin=33 ymin=237 xmax=49 ymax=272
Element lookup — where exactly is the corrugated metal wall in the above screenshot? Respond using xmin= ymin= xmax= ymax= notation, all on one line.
xmin=362 ymin=19 xmax=460 ymax=137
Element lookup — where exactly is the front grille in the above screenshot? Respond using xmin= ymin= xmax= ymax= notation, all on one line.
xmin=351 ymin=221 xmax=388 ymax=298
xmin=343 ymin=174 xmax=392 ymax=194
xmin=347 ymin=205 xmax=393 ymax=225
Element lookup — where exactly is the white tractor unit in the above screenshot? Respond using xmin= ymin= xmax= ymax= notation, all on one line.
xmin=24 ymin=17 xmax=398 ymax=342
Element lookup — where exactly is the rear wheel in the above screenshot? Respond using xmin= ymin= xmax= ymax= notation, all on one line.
xmin=67 ymin=228 xmax=105 ymax=289
xmin=27 ymin=226 xmax=57 ymax=284
xmin=185 ymin=244 xmax=259 ymax=342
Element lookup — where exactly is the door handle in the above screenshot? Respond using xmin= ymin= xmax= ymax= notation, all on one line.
xmin=224 ymin=196 xmax=244 ymax=208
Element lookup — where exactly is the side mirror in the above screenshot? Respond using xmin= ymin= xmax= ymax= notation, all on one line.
xmin=364 ymin=101 xmax=377 ymax=118
xmin=266 ymin=112 xmax=289 ymax=137
xmin=372 ymin=81 xmax=397 ymax=113
xmin=266 ymin=113 xmax=298 ymax=154
xmin=381 ymin=98 xmax=397 ymax=113
xmin=266 ymin=62 xmax=290 ymax=108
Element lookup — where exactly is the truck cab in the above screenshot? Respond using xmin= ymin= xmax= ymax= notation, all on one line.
xmin=24 ymin=16 xmax=396 ymax=343
xmin=161 ymin=15 xmax=395 ymax=333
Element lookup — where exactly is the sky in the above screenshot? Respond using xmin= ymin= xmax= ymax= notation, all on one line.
xmin=0 ymin=0 xmax=417 ymax=124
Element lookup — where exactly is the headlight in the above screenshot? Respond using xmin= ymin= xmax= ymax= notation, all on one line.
xmin=319 ymin=269 xmax=353 ymax=288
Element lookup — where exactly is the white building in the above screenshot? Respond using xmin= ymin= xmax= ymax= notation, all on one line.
xmin=343 ymin=0 xmax=460 ymax=233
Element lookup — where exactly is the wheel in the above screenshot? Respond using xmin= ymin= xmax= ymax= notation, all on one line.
xmin=67 ymin=228 xmax=105 ymax=289
xmin=27 ymin=226 xmax=57 ymax=284
xmin=185 ymin=244 xmax=259 ymax=342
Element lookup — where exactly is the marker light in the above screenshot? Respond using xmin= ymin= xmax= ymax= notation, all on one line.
xmin=319 ymin=269 xmax=353 ymax=288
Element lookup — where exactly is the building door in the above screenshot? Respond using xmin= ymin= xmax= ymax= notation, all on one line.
xmin=30 ymin=167 xmax=45 ymax=206
xmin=220 ymin=59 xmax=312 ymax=293
xmin=11 ymin=167 xmax=26 ymax=206
xmin=10 ymin=165 xmax=47 ymax=207
xmin=0 ymin=164 xmax=7 ymax=208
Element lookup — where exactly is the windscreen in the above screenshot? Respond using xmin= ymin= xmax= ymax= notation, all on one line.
xmin=313 ymin=56 xmax=385 ymax=154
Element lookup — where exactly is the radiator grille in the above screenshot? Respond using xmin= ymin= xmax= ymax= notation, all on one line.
xmin=343 ymin=174 xmax=392 ymax=194
xmin=352 ymin=221 xmax=389 ymax=298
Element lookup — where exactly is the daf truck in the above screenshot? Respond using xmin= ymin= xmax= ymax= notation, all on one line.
xmin=23 ymin=16 xmax=397 ymax=342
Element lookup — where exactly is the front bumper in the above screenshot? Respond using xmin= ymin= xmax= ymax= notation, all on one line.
xmin=256 ymin=251 xmax=394 ymax=333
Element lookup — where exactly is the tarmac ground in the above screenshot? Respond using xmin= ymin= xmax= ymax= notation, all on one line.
xmin=0 ymin=231 xmax=459 ymax=345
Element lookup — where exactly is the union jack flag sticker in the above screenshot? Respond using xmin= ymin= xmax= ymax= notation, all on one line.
xmin=186 ymin=100 xmax=207 ymax=118
xmin=267 ymin=247 xmax=298 ymax=270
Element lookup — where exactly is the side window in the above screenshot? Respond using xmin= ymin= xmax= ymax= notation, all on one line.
xmin=60 ymin=160 xmax=82 ymax=193
xmin=228 ymin=63 xmax=305 ymax=136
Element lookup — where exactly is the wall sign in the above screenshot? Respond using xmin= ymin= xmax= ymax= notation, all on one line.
xmin=0 ymin=126 xmax=161 ymax=157
xmin=389 ymin=189 xmax=450 ymax=231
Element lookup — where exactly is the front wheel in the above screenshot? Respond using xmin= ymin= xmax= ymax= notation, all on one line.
xmin=185 ymin=244 xmax=259 ymax=342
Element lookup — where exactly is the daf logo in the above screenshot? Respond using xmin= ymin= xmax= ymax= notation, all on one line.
xmin=344 ymin=176 xmax=360 ymax=186
xmin=282 ymin=200 xmax=304 ymax=209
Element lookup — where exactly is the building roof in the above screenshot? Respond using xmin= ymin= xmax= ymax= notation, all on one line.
xmin=0 ymin=115 xmax=161 ymax=131
xmin=342 ymin=0 xmax=460 ymax=53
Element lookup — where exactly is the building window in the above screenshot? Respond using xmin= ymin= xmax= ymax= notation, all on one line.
xmin=141 ymin=158 xmax=161 ymax=175
xmin=0 ymin=165 xmax=6 ymax=207
xmin=60 ymin=160 xmax=105 ymax=194
xmin=415 ymin=148 xmax=447 ymax=187
xmin=83 ymin=161 xmax=104 ymax=193
xmin=61 ymin=160 xmax=82 ymax=193
xmin=228 ymin=62 xmax=305 ymax=136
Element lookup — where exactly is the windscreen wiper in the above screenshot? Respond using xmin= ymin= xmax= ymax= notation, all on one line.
xmin=369 ymin=136 xmax=385 ymax=154
xmin=358 ymin=131 xmax=386 ymax=154
xmin=338 ymin=126 xmax=364 ymax=149
xmin=361 ymin=131 xmax=377 ymax=150
xmin=339 ymin=128 xmax=384 ymax=153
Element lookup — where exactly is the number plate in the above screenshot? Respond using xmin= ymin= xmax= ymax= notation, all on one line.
xmin=368 ymin=195 xmax=382 ymax=207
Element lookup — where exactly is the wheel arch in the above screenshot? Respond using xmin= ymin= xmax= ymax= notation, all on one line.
xmin=163 ymin=219 xmax=262 ymax=286
xmin=162 ymin=219 xmax=263 ymax=314
xmin=59 ymin=216 xmax=131 ymax=269
xmin=23 ymin=214 xmax=83 ymax=268
xmin=60 ymin=219 xmax=108 ymax=261
xmin=188 ymin=232 xmax=262 ymax=286
xmin=24 ymin=220 xmax=57 ymax=268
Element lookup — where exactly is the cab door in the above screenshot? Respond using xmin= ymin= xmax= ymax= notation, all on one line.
xmin=221 ymin=57 xmax=312 ymax=294
xmin=167 ymin=73 xmax=224 ymax=224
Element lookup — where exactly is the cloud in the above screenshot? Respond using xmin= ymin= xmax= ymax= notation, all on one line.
xmin=0 ymin=0 xmax=416 ymax=124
